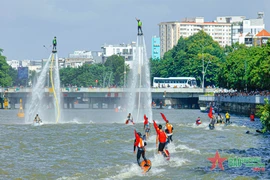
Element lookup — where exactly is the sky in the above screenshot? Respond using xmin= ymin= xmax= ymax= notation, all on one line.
xmin=0 ymin=0 xmax=269 ymax=60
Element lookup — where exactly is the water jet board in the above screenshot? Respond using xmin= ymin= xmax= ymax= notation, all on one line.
xmin=140 ymin=159 xmax=151 ymax=173
xmin=125 ymin=120 xmax=134 ymax=125
xmin=32 ymin=122 xmax=43 ymax=126
xmin=209 ymin=124 xmax=215 ymax=130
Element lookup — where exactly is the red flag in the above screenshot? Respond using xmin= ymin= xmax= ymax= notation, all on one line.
xmin=208 ymin=106 xmax=213 ymax=119
xmin=160 ymin=113 xmax=169 ymax=123
xmin=134 ymin=130 xmax=140 ymax=146
xmin=144 ymin=114 xmax=148 ymax=125
xmin=153 ymin=120 xmax=159 ymax=134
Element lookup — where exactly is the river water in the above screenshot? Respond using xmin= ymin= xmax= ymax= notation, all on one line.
xmin=0 ymin=109 xmax=269 ymax=180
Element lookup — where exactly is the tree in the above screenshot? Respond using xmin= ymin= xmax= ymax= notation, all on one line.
xmin=0 ymin=49 xmax=12 ymax=87
xmin=151 ymin=30 xmax=225 ymax=87
xmin=104 ymin=55 xmax=129 ymax=87
xmin=7 ymin=66 xmax=17 ymax=86
xmin=257 ymin=99 xmax=270 ymax=133
xmin=218 ymin=41 xmax=270 ymax=90
xmin=59 ymin=54 xmax=130 ymax=87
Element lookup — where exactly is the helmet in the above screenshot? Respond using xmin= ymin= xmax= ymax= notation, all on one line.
xmin=36 ymin=114 xmax=38 ymax=116
xmin=137 ymin=132 xmax=142 ymax=137
xmin=158 ymin=124 xmax=162 ymax=129
xmin=54 ymin=36 xmax=56 ymax=38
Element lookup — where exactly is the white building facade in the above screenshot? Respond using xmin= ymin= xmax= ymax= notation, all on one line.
xmin=66 ymin=50 xmax=95 ymax=68
xmin=6 ymin=60 xmax=20 ymax=69
xmin=159 ymin=17 xmax=232 ymax=58
xmin=101 ymin=42 xmax=137 ymax=68
xmin=158 ymin=12 xmax=265 ymax=58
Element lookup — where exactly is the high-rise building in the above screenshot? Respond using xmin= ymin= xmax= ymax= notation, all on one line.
xmin=159 ymin=17 xmax=231 ymax=58
xmin=158 ymin=12 xmax=265 ymax=58
xmin=152 ymin=36 xmax=160 ymax=60
xmin=216 ymin=16 xmax=246 ymax=44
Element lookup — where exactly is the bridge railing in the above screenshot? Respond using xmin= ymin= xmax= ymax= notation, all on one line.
xmin=218 ymin=95 xmax=270 ymax=104
xmin=199 ymin=95 xmax=270 ymax=104
xmin=1 ymin=87 xmax=219 ymax=93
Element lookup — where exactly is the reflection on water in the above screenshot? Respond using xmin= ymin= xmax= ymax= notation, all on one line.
xmin=0 ymin=109 xmax=268 ymax=179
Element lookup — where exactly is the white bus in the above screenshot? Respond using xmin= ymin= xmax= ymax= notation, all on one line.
xmin=153 ymin=77 xmax=197 ymax=88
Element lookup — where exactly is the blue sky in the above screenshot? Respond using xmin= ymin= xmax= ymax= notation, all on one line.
xmin=1 ymin=0 xmax=269 ymax=60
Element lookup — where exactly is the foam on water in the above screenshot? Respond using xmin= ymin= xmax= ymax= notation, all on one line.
xmin=1 ymin=109 xmax=267 ymax=179
xmin=175 ymin=144 xmax=201 ymax=154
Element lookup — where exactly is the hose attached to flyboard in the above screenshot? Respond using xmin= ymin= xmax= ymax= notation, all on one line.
xmin=50 ymin=53 xmax=60 ymax=123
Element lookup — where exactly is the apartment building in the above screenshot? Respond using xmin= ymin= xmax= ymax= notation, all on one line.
xmin=159 ymin=17 xmax=231 ymax=58
xmin=158 ymin=12 xmax=265 ymax=58
xmin=101 ymin=42 xmax=137 ymax=68
xmin=216 ymin=16 xmax=246 ymax=44
xmin=65 ymin=50 xmax=95 ymax=68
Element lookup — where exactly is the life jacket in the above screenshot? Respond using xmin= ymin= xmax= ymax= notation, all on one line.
xmin=225 ymin=113 xmax=230 ymax=119
xmin=53 ymin=39 xmax=57 ymax=44
xmin=158 ymin=130 xmax=167 ymax=143
xmin=166 ymin=123 xmax=173 ymax=134
xmin=138 ymin=21 xmax=142 ymax=27
xmin=137 ymin=138 xmax=144 ymax=148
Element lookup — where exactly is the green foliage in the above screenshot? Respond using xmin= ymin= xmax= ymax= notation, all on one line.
xmin=59 ymin=55 xmax=130 ymax=87
xmin=219 ymin=41 xmax=270 ymax=90
xmin=151 ymin=31 xmax=225 ymax=87
xmin=0 ymin=49 xmax=13 ymax=86
xmin=104 ymin=55 xmax=126 ymax=86
xmin=151 ymin=31 xmax=270 ymax=90
xmin=60 ymin=64 xmax=106 ymax=87
xmin=7 ymin=66 xmax=17 ymax=86
xmin=257 ymin=99 xmax=270 ymax=133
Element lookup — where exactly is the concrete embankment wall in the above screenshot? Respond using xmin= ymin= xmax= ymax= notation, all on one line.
xmin=199 ymin=95 xmax=270 ymax=116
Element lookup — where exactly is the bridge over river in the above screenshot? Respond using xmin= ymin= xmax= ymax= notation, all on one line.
xmin=0 ymin=87 xmax=217 ymax=109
